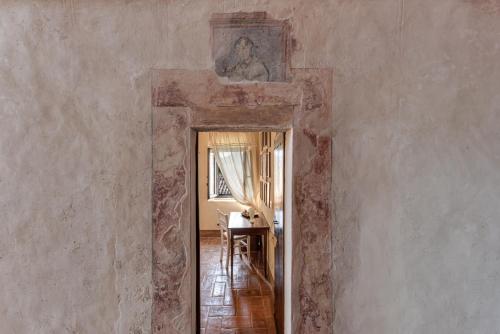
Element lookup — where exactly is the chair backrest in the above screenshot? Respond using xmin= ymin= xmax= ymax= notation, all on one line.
xmin=216 ymin=209 xmax=229 ymax=232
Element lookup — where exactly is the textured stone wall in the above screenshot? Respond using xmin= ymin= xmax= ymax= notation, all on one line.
xmin=1 ymin=1 xmax=500 ymax=333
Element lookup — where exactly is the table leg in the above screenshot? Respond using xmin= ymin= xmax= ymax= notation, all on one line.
xmin=230 ymin=231 xmax=234 ymax=276
xmin=263 ymin=231 xmax=268 ymax=279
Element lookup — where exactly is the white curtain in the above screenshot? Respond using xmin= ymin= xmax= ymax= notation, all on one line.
xmin=209 ymin=132 xmax=258 ymax=206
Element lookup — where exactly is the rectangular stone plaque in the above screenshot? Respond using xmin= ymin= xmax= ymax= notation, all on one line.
xmin=211 ymin=12 xmax=290 ymax=82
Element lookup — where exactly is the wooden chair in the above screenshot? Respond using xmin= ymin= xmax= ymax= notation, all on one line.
xmin=216 ymin=209 xmax=251 ymax=268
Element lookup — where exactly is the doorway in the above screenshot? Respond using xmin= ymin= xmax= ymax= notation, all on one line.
xmin=197 ymin=130 xmax=288 ymax=334
xmin=151 ymin=69 xmax=333 ymax=334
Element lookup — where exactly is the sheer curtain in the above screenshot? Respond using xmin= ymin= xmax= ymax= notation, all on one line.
xmin=208 ymin=132 xmax=258 ymax=206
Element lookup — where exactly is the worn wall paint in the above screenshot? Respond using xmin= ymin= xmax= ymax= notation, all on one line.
xmin=331 ymin=1 xmax=500 ymax=333
xmin=1 ymin=1 xmax=499 ymax=333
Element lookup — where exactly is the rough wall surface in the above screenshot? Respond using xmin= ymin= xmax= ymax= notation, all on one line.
xmin=1 ymin=1 xmax=499 ymax=334
xmin=331 ymin=1 xmax=500 ymax=333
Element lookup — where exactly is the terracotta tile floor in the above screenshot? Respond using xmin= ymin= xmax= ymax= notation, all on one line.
xmin=200 ymin=237 xmax=276 ymax=334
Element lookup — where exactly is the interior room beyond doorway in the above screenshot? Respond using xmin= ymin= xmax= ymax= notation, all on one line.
xmin=197 ymin=130 xmax=286 ymax=334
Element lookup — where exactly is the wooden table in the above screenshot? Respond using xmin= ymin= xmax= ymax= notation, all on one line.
xmin=228 ymin=212 xmax=270 ymax=278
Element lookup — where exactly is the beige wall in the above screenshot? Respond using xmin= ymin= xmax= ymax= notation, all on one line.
xmin=197 ymin=132 xmax=247 ymax=231
xmin=331 ymin=2 xmax=500 ymax=333
xmin=2 ymin=1 xmax=500 ymax=333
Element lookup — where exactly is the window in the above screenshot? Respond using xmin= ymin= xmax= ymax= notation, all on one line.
xmin=208 ymin=149 xmax=232 ymax=199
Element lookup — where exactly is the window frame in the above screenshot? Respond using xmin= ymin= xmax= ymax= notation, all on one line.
xmin=207 ymin=148 xmax=233 ymax=200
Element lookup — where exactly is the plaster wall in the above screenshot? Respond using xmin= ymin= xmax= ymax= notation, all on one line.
xmin=1 ymin=1 xmax=499 ymax=334
xmin=330 ymin=1 xmax=500 ymax=333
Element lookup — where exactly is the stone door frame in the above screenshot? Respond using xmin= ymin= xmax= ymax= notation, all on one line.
xmin=151 ymin=69 xmax=333 ymax=333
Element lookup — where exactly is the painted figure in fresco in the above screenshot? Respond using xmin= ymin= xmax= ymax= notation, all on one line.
xmin=216 ymin=37 xmax=270 ymax=82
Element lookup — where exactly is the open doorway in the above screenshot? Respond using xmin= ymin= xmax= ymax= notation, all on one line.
xmin=197 ymin=130 xmax=288 ymax=334
xmin=151 ymin=69 xmax=333 ymax=334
